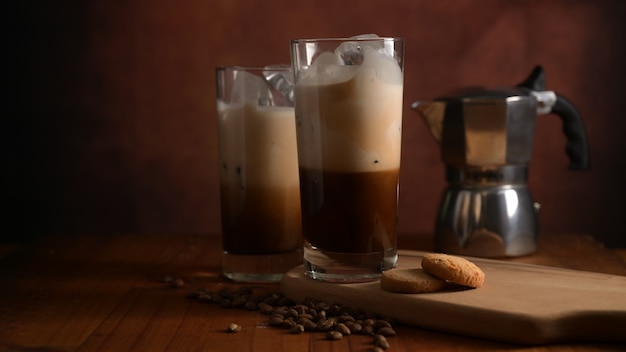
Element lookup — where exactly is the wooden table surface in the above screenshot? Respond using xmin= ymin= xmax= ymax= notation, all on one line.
xmin=1 ymin=232 xmax=625 ymax=352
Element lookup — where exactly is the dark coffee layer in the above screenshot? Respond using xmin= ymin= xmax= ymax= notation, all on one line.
xmin=299 ymin=167 xmax=399 ymax=253
xmin=220 ymin=184 xmax=302 ymax=254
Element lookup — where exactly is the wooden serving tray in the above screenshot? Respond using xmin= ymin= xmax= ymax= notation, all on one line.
xmin=280 ymin=250 xmax=626 ymax=345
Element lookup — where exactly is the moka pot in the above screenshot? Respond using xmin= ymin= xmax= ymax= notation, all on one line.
xmin=412 ymin=66 xmax=589 ymax=257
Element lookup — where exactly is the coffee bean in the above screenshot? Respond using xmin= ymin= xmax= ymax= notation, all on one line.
xmin=258 ymin=302 xmax=274 ymax=315
xmin=226 ymin=323 xmax=241 ymax=333
xmin=373 ymin=334 xmax=390 ymax=349
xmin=183 ymin=286 xmax=400 ymax=346
xmin=373 ymin=320 xmax=392 ymax=330
xmin=326 ymin=331 xmax=342 ymax=340
xmin=315 ymin=310 xmax=326 ymax=321
xmin=263 ymin=293 xmax=280 ymax=306
xmin=302 ymin=319 xmax=317 ymax=331
xmin=349 ymin=322 xmax=363 ymax=334
xmin=315 ymin=302 xmax=330 ymax=311
xmin=377 ymin=327 xmax=396 ymax=337
xmin=306 ymin=308 xmax=318 ymax=318
xmin=293 ymin=304 xmax=307 ymax=315
xmin=285 ymin=308 xmax=299 ymax=318
xmin=338 ymin=314 xmax=355 ymax=323
xmin=298 ymin=313 xmax=314 ymax=321
xmin=268 ymin=316 xmax=284 ymax=327
xmin=361 ymin=325 xmax=375 ymax=335
xmin=335 ymin=323 xmax=351 ymax=336
xmin=317 ymin=317 xmax=336 ymax=331
xmin=281 ymin=318 xmax=296 ymax=329
xmin=290 ymin=324 xmax=305 ymax=334
xmin=272 ymin=308 xmax=287 ymax=316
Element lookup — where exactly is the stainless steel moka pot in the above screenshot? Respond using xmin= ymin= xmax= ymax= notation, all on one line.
xmin=412 ymin=66 xmax=589 ymax=257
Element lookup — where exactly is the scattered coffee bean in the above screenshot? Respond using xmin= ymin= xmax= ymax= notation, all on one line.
xmin=290 ymin=324 xmax=305 ymax=334
xmin=349 ymin=322 xmax=363 ymax=334
xmin=302 ymin=319 xmax=317 ymax=331
xmin=338 ymin=314 xmax=355 ymax=324
xmin=183 ymin=286 xmax=400 ymax=350
xmin=226 ymin=323 xmax=241 ymax=333
xmin=258 ymin=302 xmax=274 ymax=315
xmin=373 ymin=334 xmax=390 ymax=349
xmin=298 ymin=313 xmax=313 ymax=320
xmin=268 ymin=316 xmax=284 ymax=327
xmin=285 ymin=308 xmax=299 ymax=318
xmin=170 ymin=278 xmax=184 ymax=289
xmin=326 ymin=331 xmax=342 ymax=340
xmin=373 ymin=320 xmax=391 ymax=330
xmin=293 ymin=304 xmax=307 ymax=315
xmin=306 ymin=308 xmax=318 ymax=319
xmin=316 ymin=310 xmax=326 ymax=321
xmin=281 ymin=318 xmax=296 ymax=329
xmin=335 ymin=323 xmax=351 ymax=336
xmin=377 ymin=327 xmax=397 ymax=337
xmin=362 ymin=324 xmax=375 ymax=335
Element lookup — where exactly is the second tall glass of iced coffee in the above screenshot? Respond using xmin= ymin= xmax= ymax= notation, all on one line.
xmin=290 ymin=36 xmax=404 ymax=282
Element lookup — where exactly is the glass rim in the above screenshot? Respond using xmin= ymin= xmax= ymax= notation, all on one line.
xmin=215 ymin=65 xmax=292 ymax=72
xmin=290 ymin=36 xmax=403 ymax=44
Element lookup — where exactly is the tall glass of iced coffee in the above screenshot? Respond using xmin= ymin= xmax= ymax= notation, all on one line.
xmin=290 ymin=36 xmax=404 ymax=282
xmin=216 ymin=66 xmax=303 ymax=282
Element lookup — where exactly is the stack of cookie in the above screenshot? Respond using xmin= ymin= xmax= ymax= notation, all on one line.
xmin=381 ymin=253 xmax=485 ymax=294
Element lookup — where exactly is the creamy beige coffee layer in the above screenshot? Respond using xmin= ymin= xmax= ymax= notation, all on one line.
xmin=217 ymin=102 xmax=300 ymax=189
xmin=294 ymin=46 xmax=403 ymax=173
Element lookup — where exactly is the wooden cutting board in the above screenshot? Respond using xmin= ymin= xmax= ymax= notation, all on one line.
xmin=280 ymin=250 xmax=626 ymax=345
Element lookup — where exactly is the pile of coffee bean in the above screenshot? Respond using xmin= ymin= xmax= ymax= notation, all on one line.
xmin=186 ymin=286 xmax=396 ymax=350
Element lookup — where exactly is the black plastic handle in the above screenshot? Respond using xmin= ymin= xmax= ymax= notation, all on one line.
xmin=552 ymin=93 xmax=590 ymax=170
xmin=518 ymin=65 xmax=590 ymax=170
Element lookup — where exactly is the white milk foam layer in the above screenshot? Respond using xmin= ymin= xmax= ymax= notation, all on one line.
xmin=217 ymin=102 xmax=300 ymax=188
xmin=295 ymin=44 xmax=403 ymax=172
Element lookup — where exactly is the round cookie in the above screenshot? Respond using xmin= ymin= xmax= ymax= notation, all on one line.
xmin=421 ymin=253 xmax=485 ymax=288
xmin=380 ymin=268 xmax=446 ymax=293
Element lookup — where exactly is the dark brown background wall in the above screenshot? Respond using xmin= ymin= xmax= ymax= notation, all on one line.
xmin=4 ymin=0 xmax=626 ymax=247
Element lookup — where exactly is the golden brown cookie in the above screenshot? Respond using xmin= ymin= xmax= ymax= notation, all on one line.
xmin=421 ymin=253 xmax=485 ymax=288
xmin=380 ymin=268 xmax=446 ymax=293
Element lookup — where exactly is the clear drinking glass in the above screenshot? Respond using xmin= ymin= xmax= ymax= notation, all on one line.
xmin=290 ymin=36 xmax=404 ymax=282
xmin=215 ymin=65 xmax=303 ymax=282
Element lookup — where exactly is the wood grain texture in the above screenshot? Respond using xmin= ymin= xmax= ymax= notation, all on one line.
xmin=1 ymin=233 xmax=625 ymax=351
xmin=282 ymin=250 xmax=626 ymax=345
